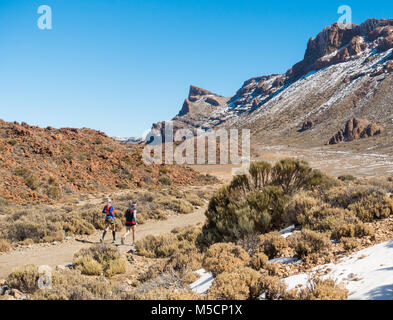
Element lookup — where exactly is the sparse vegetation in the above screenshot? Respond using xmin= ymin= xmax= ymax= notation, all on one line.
xmin=0 ymin=238 xmax=11 ymax=253
xmin=73 ymin=244 xmax=126 ymax=277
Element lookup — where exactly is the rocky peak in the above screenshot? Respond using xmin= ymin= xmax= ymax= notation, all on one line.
xmin=188 ymin=85 xmax=216 ymax=99
xmin=177 ymin=85 xmax=225 ymax=117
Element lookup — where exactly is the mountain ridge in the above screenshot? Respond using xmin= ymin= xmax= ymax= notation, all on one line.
xmin=149 ymin=18 xmax=393 ymax=154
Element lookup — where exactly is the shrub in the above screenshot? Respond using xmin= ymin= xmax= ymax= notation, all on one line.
xmin=338 ymin=175 xmax=356 ymax=182
xmin=208 ymin=267 xmax=286 ymax=300
xmin=202 ymin=243 xmax=250 ymax=276
xmin=7 ymin=264 xmax=40 ymax=293
xmin=135 ymin=234 xmax=177 ymax=258
xmin=207 ymin=267 xmax=263 ymax=300
xmin=258 ymin=232 xmax=289 ymax=259
xmin=250 ymin=251 xmax=269 ymax=270
xmin=104 ymin=258 xmax=127 ymax=277
xmin=292 ymin=229 xmax=331 ymax=259
xmin=72 ymin=256 xmax=103 ymax=276
xmin=348 ymin=193 xmax=393 ymax=222
xmin=185 ymin=194 xmax=205 ymax=207
xmin=324 ymin=185 xmax=379 ymax=209
xmin=32 ymin=269 xmax=119 ymax=300
xmin=175 ymin=199 xmax=194 ymax=214
xmin=199 ymin=159 xmax=326 ymax=246
xmin=73 ymin=245 xmax=126 ymax=277
xmin=331 ymin=222 xmax=374 ymax=240
xmin=258 ymin=275 xmax=288 ymax=300
xmin=271 ymin=159 xmax=318 ymax=195
xmin=6 ymin=212 xmax=65 ymax=243
xmin=14 ymin=167 xmax=38 ymax=190
xmin=159 ymin=176 xmax=172 ymax=186
xmin=0 ymin=238 xmax=11 ymax=253
xmin=151 ymin=209 xmax=168 ymax=220
xmin=283 ymin=192 xmax=320 ymax=226
xmin=341 ymin=237 xmax=358 ymax=251
xmin=46 ymin=185 xmax=61 ymax=200
xmin=200 ymin=185 xmax=288 ymax=246
xmin=298 ymin=278 xmax=348 ymax=300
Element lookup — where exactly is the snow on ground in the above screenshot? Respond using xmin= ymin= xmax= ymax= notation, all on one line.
xmin=189 ymin=269 xmax=214 ymax=294
xmin=279 ymin=224 xmax=296 ymax=238
xmin=268 ymin=257 xmax=299 ymax=265
xmin=189 ymin=226 xmax=297 ymax=295
xmin=284 ymin=240 xmax=393 ymax=300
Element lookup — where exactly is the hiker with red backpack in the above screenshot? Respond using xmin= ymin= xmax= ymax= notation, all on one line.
xmin=101 ymin=199 xmax=117 ymax=244
xmin=121 ymin=202 xmax=137 ymax=246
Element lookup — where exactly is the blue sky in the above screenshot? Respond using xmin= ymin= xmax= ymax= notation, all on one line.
xmin=0 ymin=0 xmax=392 ymax=137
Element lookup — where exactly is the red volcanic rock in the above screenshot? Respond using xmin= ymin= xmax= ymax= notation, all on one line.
xmin=329 ymin=118 xmax=384 ymax=144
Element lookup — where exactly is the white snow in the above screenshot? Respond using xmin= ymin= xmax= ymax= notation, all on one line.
xmin=268 ymin=257 xmax=299 ymax=265
xmin=189 ymin=269 xmax=214 ymax=294
xmin=284 ymin=240 xmax=393 ymax=300
xmin=279 ymin=224 xmax=296 ymax=238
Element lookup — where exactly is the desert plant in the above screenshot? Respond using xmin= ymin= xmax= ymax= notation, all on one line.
xmin=348 ymin=193 xmax=393 ymax=222
xmin=208 ymin=267 xmax=286 ymax=300
xmin=258 ymin=232 xmax=289 ymax=259
xmin=250 ymin=251 xmax=269 ymax=270
xmin=73 ymin=244 xmax=126 ymax=277
xmin=298 ymin=278 xmax=348 ymax=300
xmin=0 ymin=238 xmax=11 ymax=253
xmin=202 ymin=243 xmax=250 ymax=276
xmin=7 ymin=264 xmax=40 ymax=293
xmin=291 ymin=229 xmax=331 ymax=259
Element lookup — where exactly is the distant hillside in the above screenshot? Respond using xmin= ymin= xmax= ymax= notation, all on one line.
xmin=0 ymin=120 xmax=206 ymax=204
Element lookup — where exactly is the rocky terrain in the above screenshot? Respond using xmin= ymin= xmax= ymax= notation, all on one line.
xmin=328 ymin=118 xmax=384 ymax=144
xmin=0 ymin=120 xmax=208 ymax=204
xmin=149 ymin=19 xmax=393 ymax=156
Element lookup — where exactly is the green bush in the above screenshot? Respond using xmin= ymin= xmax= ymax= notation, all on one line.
xmin=199 ymin=159 xmax=327 ymax=246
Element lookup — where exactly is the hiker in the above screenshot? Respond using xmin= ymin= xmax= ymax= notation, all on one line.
xmin=121 ymin=202 xmax=137 ymax=246
xmin=101 ymin=198 xmax=117 ymax=243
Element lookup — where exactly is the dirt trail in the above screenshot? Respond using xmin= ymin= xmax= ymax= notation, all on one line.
xmin=0 ymin=205 xmax=207 ymax=279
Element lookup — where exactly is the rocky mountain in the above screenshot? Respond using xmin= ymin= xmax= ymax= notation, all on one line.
xmin=0 ymin=120 xmax=205 ymax=204
xmin=150 ymin=19 xmax=393 ymax=154
xmin=151 ymin=85 xmax=229 ymax=141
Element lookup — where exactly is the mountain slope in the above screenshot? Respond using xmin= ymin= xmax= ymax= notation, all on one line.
xmin=150 ymin=19 xmax=393 ymax=155
xmin=0 ymin=120 xmax=205 ymax=203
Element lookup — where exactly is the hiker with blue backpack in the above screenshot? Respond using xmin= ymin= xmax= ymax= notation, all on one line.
xmin=101 ymin=198 xmax=117 ymax=243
